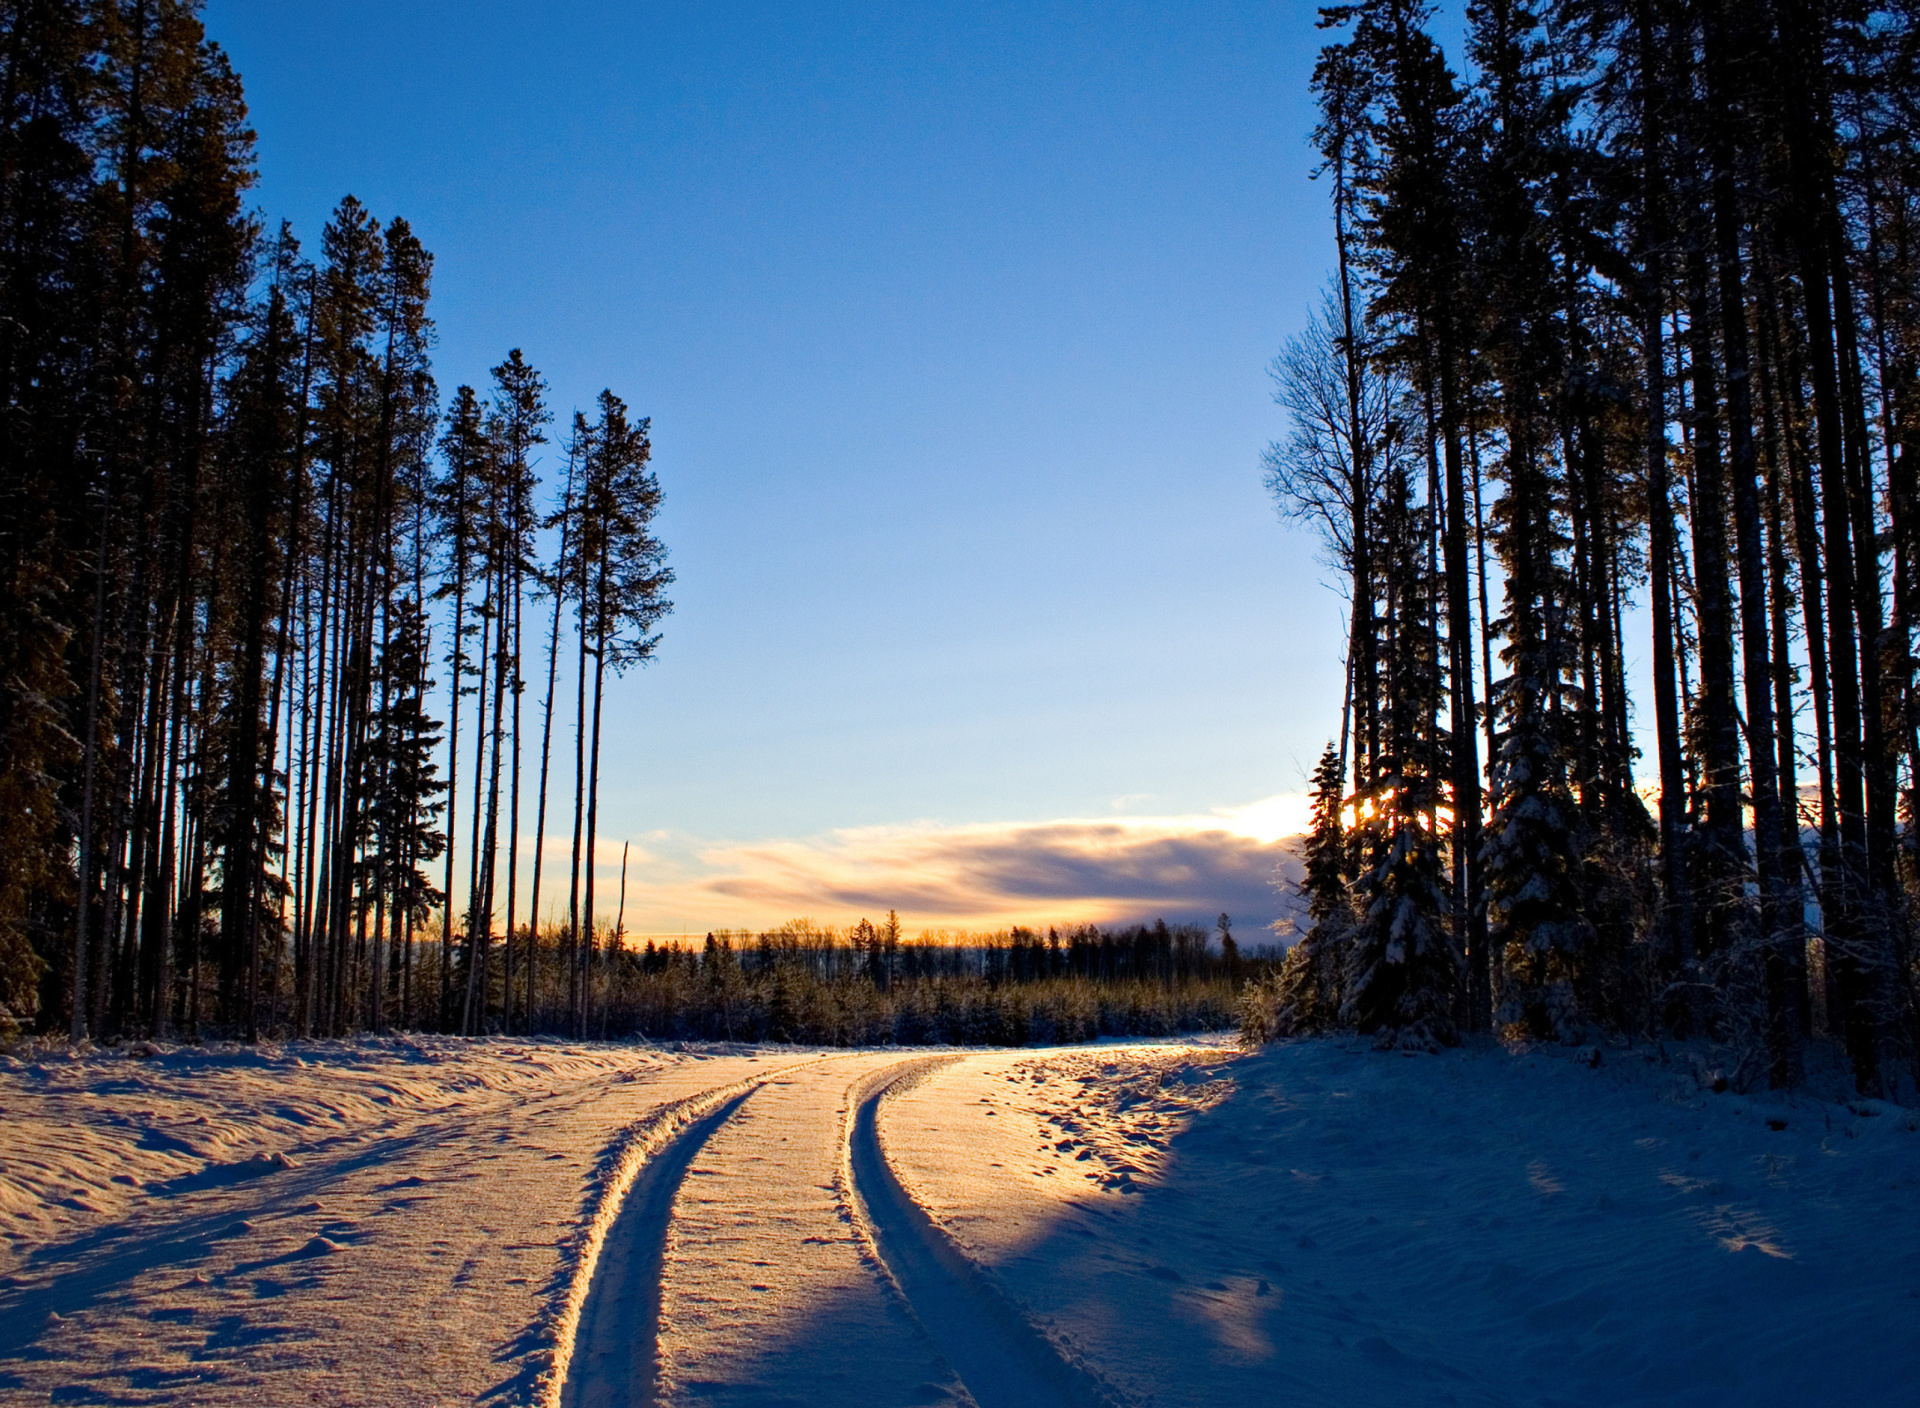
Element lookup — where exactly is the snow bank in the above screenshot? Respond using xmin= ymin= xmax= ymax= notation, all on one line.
xmin=0 ymin=1036 xmax=673 ymax=1266
xmin=881 ymin=1035 xmax=1920 ymax=1408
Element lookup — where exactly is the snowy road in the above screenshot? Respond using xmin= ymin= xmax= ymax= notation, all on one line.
xmin=562 ymin=1051 xmax=961 ymax=1408
xmin=5 ymin=1034 xmax=1919 ymax=1407
xmin=560 ymin=1051 xmax=1121 ymax=1408
xmin=0 ymin=1040 xmax=1197 ymax=1407
xmin=0 ymin=1041 xmax=846 ymax=1405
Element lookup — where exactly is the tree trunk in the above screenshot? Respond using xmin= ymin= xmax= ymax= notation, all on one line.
xmin=1705 ymin=1 xmax=1798 ymax=1080
xmin=1635 ymin=0 xmax=1693 ymax=982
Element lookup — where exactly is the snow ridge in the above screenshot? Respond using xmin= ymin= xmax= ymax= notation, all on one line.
xmin=533 ymin=1054 xmax=830 ymax=1408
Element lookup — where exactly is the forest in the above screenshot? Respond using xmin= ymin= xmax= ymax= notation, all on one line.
xmin=1250 ymin=0 xmax=1920 ymax=1096
xmin=564 ymin=917 xmax=1240 ymax=1045
xmin=0 ymin=0 xmax=673 ymax=1045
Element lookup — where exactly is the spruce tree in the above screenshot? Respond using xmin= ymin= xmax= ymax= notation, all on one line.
xmin=1343 ymin=462 xmax=1460 ymax=1048
xmin=358 ymin=596 xmax=446 ymax=1031
xmin=1276 ymin=744 xmax=1355 ymax=1034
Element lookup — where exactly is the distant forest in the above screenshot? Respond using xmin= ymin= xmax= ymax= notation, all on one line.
xmin=1250 ymin=0 xmax=1920 ymax=1095
xmin=567 ymin=917 xmax=1241 ymax=1045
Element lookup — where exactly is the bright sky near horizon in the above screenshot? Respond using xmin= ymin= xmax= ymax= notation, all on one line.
xmin=204 ymin=1 xmax=1352 ymax=936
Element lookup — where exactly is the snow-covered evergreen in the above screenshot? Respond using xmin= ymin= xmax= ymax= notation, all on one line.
xmin=1273 ymin=745 xmax=1355 ymax=1035
xmin=1481 ymin=671 xmax=1594 ymax=1041
xmin=1341 ymin=469 xmax=1459 ymax=1050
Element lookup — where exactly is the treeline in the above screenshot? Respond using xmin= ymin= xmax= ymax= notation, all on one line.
xmin=672 ymin=914 xmax=1246 ymax=987
xmin=123 ymin=912 xmax=1244 ymax=1045
xmin=594 ymin=918 xmax=1243 ymax=1044
xmin=0 ymin=2 xmax=670 ymax=1042
xmin=1255 ymin=0 xmax=1920 ymax=1094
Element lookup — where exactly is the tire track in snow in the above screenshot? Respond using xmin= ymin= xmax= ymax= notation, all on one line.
xmin=843 ymin=1058 xmax=1132 ymax=1408
xmin=546 ymin=1055 xmax=837 ymax=1408
xmin=559 ymin=1089 xmax=752 ymax=1408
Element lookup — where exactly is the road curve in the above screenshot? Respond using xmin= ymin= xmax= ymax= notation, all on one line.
xmin=560 ymin=1052 xmax=967 ymax=1407
xmin=844 ymin=1059 xmax=1130 ymax=1408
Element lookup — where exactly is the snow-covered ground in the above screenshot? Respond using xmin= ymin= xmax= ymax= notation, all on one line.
xmin=3 ymin=1033 xmax=1916 ymax=1406
xmin=882 ymin=1039 xmax=1920 ymax=1407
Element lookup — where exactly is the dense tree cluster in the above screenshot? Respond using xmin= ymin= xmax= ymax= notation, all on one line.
xmin=1260 ymin=0 xmax=1920 ymax=1093
xmin=0 ymin=1 xmax=671 ymax=1042
xmin=598 ymin=919 xmax=1241 ymax=1045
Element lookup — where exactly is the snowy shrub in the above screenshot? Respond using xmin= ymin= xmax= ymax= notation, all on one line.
xmin=1275 ymin=910 xmax=1356 ymax=1037
xmin=1236 ymin=970 xmax=1285 ymax=1046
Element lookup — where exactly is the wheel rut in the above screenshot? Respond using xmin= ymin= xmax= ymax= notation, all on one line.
xmin=561 ymin=1089 xmax=754 ymax=1408
xmin=549 ymin=1054 xmax=838 ymax=1408
xmin=560 ymin=1052 xmax=1128 ymax=1408
xmin=844 ymin=1059 xmax=1130 ymax=1408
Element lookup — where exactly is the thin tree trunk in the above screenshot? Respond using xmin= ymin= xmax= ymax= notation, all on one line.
xmin=526 ymin=455 xmax=577 ymax=1035
xmin=1774 ymin=0 xmax=1874 ymax=1087
xmin=1682 ymin=237 xmax=1744 ymax=960
xmin=440 ymin=460 xmax=470 ymax=1033
xmin=583 ymin=625 xmax=608 ymax=1040
xmin=468 ymin=581 xmax=508 ymax=1035
xmin=1636 ymin=0 xmax=1692 ymax=984
xmin=567 ymin=594 xmax=589 ymax=1036
xmin=462 ymin=578 xmax=496 ymax=1032
xmin=1705 ymin=1 xmax=1796 ymax=1079
xmin=505 ymin=546 xmax=525 ymax=1033
xmin=1442 ymin=349 xmax=1487 ymax=1027
xmin=71 ymin=465 xmax=114 ymax=1041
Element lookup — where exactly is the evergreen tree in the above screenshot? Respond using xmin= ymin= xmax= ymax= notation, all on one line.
xmin=433 ymin=384 xmax=488 ymax=1029
xmin=564 ymin=390 xmax=671 ymax=1034
xmin=1343 ymin=461 xmax=1460 ymax=1048
xmin=208 ymin=230 xmax=304 ymax=1035
xmin=1276 ymin=744 xmax=1356 ymax=1034
xmin=468 ymin=350 xmax=546 ymax=1034
xmin=357 ymin=596 xmax=445 ymax=1031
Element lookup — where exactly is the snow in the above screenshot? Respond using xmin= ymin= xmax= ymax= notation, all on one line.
xmin=880 ymin=1037 xmax=1920 ymax=1407
xmin=4 ymin=1033 xmax=1917 ymax=1406
xmin=1 ymin=1038 xmax=789 ymax=1404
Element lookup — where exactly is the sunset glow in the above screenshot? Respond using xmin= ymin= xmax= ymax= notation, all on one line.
xmin=551 ymin=797 xmax=1310 ymax=937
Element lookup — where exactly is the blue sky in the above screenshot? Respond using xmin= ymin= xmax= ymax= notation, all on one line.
xmin=205 ymin=1 xmax=1353 ymax=935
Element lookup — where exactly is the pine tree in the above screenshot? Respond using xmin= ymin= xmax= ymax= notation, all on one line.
xmin=565 ymin=391 xmax=671 ymax=1034
xmin=475 ymin=350 xmax=546 ymax=1033
xmin=1276 ymin=744 xmax=1356 ymax=1034
xmin=433 ymin=385 xmax=488 ymax=1029
xmin=522 ymin=431 xmax=581 ymax=1033
xmin=1326 ymin=0 xmax=1489 ymax=1027
xmin=1342 ymin=460 xmax=1460 ymax=1048
xmin=209 ymin=231 xmax=304 ymax=1035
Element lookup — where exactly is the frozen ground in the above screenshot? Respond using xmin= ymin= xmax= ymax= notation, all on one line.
xmin=2 ymin=1033 xmax=1916 ymax=1406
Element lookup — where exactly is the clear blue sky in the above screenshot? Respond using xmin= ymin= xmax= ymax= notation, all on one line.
xmin=205 ymin=1 xmax=1358 ymax=933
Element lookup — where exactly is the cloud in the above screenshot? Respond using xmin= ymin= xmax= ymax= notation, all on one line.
xmin=570 ymin=799 xmax=1310 ymax=937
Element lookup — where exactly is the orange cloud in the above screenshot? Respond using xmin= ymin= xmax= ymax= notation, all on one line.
xmin=562 ymin=801 xmax=1310 ymax=937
